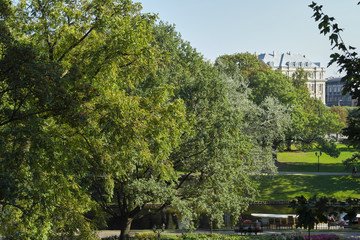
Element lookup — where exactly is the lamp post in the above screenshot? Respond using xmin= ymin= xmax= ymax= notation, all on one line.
xmin=315 ymin=151 xmax=322 ymax=172
xmin=153 ymin=223 xmax=165 ymax=240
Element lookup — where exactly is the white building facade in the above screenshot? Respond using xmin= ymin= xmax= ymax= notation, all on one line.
xmin=258 ymin=51 xmax=327 ymax=104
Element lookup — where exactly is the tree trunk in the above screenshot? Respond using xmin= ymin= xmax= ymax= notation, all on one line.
xmin=119 ymin=217 xmax=133 ymax=240
xmin=286 ymin=140 xmax=292 ymax=151
xmin=308 ymin=227 xmax=311 ymax=240
xmin=272 ymin=141 xmax=281 ymax=165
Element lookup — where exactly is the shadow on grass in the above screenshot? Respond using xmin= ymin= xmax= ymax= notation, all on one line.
xmin=256 ymin=175 xmax=360 ymax=201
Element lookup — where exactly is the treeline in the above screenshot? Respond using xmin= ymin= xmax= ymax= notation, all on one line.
xmin=0 ymin=0 xmax=343 ymax=239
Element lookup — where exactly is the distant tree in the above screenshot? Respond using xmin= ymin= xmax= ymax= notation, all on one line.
xmin=329 ymin=106 xmax=348 ymax=141
xmin=292 ymin=68 xmax=309 ymax=92
xmin=215 ymin=53 xmax=342 ymax=161
xmin=216 ymin=54 xmax=293 ymax=163
xmin=329 ymin=106 xmax=348 ymax=129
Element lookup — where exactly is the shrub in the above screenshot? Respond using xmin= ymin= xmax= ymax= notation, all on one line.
xmin=134 ymin=232 xmax=157 ymax=240
xmin=303 ymin=234 xmax=339 ymax=240
xmin=264 ymin=233 xmax=305 ymax=240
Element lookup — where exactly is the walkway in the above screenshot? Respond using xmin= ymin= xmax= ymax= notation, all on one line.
xmin=278 ymin=171 xmax=352 ymax=176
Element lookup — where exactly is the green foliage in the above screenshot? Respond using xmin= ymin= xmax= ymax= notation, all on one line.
xmin=290 ymin=196 xmax=332 ymax=239
xmin=152 ymin=23 xmax=262 ymax=230
xmin=264 ymin=233 xmax=304 ymax=240
xmin=216 ymin=53 xmax=293 ymax=163
xmin=134 ymin=232 xmax=157 ymax=240
xmin=181 ymin=233 xmax=254 ymax=240
xmin=1 ymin=0 xmax=165 ymax=239
xmin=329 ymin=106 xmax=348 ymax=129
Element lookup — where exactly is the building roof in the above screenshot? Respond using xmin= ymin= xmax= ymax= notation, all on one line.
xmin=258 ymin=51 xmax=322 ymax=68
xmin=326 ymin=77 xmax=343 ymax=83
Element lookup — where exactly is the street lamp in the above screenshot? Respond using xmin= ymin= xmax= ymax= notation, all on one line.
xmin=338 ymin=99 xmax=342 ymax=106
xmin=315 ymin=151 xmax=322 ymax=172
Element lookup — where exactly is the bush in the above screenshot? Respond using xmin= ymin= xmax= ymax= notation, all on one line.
xmin=264 ymin=233 xmax=304 ymax=240
xmin=133 ymin=232 xmax=157 ymax=240
xmin=303 ymin=234 xmax=339 ymax=240
xmin=181 ymin=233 xmax=256 ymax=240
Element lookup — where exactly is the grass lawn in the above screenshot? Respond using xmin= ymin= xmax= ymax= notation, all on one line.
xmin=256 ymin=175 xmax=360 ymax=201
xmin=277 ymin=144 xmax=357 ymax=172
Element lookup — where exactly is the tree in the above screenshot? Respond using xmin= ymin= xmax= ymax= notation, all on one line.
xmin=290 ymin=196 xmax=334 ymax=239
xmin=68 ymin=22 xmax=264 ymax=239
xmin=329 ymin=106 xmax=347 ymax=141
xmin=215 ymin=54 xmax=294 ymax=163
xmin=1 ymin=0 xmax=165 ymax=239
xmin=0 ymin=1 xmax=100 ymax=239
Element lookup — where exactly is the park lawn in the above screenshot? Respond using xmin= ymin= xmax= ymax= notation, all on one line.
xmin=255 ymin=175 xmax=360 ymax=201
xmin=277 ymin=144 xmax=357 ymax=172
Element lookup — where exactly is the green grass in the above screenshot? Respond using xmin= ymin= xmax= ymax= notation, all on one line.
xmin=256 ymin=175 xmax=360 ymax=201
xmin=277 ymin=144 xmax=357 ymax=172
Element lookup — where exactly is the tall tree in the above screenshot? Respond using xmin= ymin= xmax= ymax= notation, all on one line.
xmin=92 ymin=22 xmax=264 ymax=237
xmin=216 ymin=53 xmax=294 ymax=162
xmin=1 ymin=0 xmax=165 ymax=239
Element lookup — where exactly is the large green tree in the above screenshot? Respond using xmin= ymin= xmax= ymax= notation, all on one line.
xmin=215 ymin=53 xmax=294 ymax=162
xmin=91 ymin=22 xmax=265 ymax=238
xmin=1 ymin=0 xmax=168 ymax=239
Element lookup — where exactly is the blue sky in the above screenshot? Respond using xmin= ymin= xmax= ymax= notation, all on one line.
xmin=136 ymin=0 xmax=360 ymax=78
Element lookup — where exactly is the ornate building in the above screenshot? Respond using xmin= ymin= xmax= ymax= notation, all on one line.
xmin=258 ymin=51 xmax=327 ymax=104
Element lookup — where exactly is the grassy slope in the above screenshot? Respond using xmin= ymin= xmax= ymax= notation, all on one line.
xmin=256 ymin=175 xmax=360 ymax=201
xmin=256 ymin=144 xmax=360 ymax=201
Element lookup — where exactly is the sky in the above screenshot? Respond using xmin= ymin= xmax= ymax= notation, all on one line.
xmin=136 ymin=0 xmax=360 ymax=78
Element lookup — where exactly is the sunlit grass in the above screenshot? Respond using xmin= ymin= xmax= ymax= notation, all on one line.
xmin=277 ymin=144 xmax=357 ymax=172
